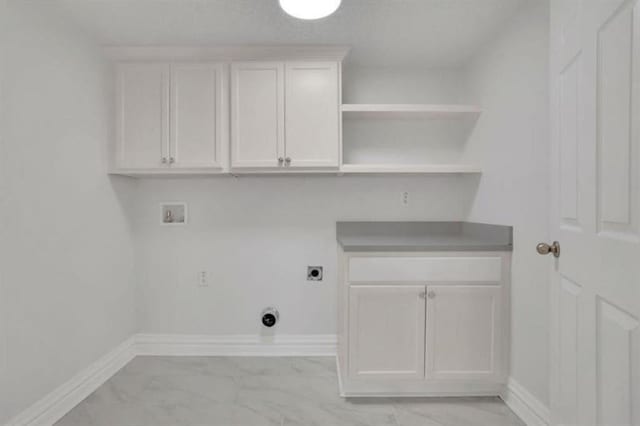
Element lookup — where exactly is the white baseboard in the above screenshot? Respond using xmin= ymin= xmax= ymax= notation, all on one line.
xmin=135 ymin=333 xmax=337 ymax=357
xmin=336 ymin=355 xmax=345 ymax=397
xmin=501 ymin=378 xmax=550 ymax=426
xmin=6 ymin=337 xmax=136 ymax=426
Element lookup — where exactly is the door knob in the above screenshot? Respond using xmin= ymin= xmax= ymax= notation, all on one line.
xmin=536 ymin=241 xmax=560 ymax=258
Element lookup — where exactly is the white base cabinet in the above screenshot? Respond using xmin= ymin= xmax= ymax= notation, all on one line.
xmin=337 ymin=250 xmax=511 ymax=397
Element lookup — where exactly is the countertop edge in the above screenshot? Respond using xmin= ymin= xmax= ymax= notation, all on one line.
xmin=338 ymin=243 xmax=514 ymax=253
xmin=336 ymin=221 xmax=514 ymax=253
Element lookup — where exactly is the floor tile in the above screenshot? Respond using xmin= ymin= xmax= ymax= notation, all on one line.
xmin=55 ymin=357 xmax=525 ymax=426
xmin=392 ymin=397 xmax=526 ymax=426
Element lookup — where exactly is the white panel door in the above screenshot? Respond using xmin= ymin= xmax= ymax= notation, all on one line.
xmin=116 ymin=63 xmax=169 ymax=169
xmin=170 ymin=63 xmax=227 ymax=170
xmin=348 ymin=285 xmax=426 ymax=380
xmin=231 ymin=62 xmax=284 ymax=169
xmin=550 ymin=1 xmax=640 ymax=425
xmin=425 ymin=285 xmax=503 ymax=382
xmin=284 ymin=62 xmax=340 ymax=169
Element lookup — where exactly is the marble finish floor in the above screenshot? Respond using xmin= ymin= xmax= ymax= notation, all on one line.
xmin=55 ymin=356 xmax=526 ymax=426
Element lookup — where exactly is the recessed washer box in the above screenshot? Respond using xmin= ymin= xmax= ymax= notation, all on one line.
xmin=160 ymin=202 xmax=188 ymax=225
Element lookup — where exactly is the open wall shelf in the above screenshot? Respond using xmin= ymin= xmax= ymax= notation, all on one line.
xmin=341 ymin=104 xmax=482 ymax=119
xmin=340 ymin=103 xmax=482 ymax=175
xmin=340 ymin=164 xmax=482 ymax=175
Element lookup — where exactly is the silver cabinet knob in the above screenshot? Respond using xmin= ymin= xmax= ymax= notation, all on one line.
xmin=285 ymin=157 xmax=291 ymax=166
xmin=169 ymin=157 xmax=175 ymax=164
xmin=419 ymin=292 xmax=426 ymax=299
xmin=427 ymin=291 xmax=436 ymax=299
xmin=161 ymin=157 xmax=168 ymax=164
xmin=278 ymin=157 xmax=284 ymax=165
xmin=536 ymin=241 xmax=560 ymax=258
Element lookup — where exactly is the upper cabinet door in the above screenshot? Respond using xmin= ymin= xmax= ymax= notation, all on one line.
xmin=116 ymin=63 xmax=169 ymax=169
xmin=425 ymin=285 xmax=504 ymax=382
xmin=170 ymin=63 xmax=227 ymax=170
xmin=284 ymin=62 xmax=340 ymax=169
xmin=231 ymin=62 xmax=285 ymax=169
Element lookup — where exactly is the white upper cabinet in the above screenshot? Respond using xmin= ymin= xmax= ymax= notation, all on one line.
xmin=115 ymin=62 xmax=228 ymax=174
xmin=170 ymin=63 xmax=227 ymax=170
xmin=284 ymin=62 xmax=340 ymax=169
xmin=109 ymin=47 xmax=348 ymax=176
xmin=116 ymin=63 xmax=169 ymax=170
xmin=231 ymin=62 xmax=285 ymax=169
xmin=231 ymin=60 xmax=341 ymax=171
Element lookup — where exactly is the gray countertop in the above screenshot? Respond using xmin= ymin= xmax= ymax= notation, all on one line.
xmin=337 ymin=222 xmax=513 ymax=252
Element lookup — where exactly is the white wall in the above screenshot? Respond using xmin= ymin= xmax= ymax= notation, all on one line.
xmin=465 ymin=0 xmax=550 ymax=405
xmin=0 ymin=2 xmax=136 ymax=422
xmin=134 ymin=177 xmax=476 ymax=335
xmin=342 ymin=67 xmax=471 ymax=104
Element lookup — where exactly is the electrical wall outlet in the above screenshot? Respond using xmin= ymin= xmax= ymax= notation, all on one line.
xmin=307 ymin=266 xmax=323 ymax=281
xmin=198 ymin=271 xmax=209 ymax=287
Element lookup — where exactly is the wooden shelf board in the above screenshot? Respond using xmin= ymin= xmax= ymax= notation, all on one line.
xmin=340 ymin=164 xmax=482 ymax=175
xmin=341 ymin=104 xmax=482 ymax=119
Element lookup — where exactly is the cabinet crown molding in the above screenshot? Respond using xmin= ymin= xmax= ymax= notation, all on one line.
xmin=104 ymin=45 xmax=351 ymax=62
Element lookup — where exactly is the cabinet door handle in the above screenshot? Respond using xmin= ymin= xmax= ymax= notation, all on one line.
xmin=419 ymin=292 xmax=426 ymax=299
xmin=161 ymin=157 xmax=168 ymax=164
xmin=427 ymin=291 xmax=436 ymax=299
xmin=169 ymin=157 xmax=175 ymax=164
xmin=285 ymin=157 xmax=291 ymax=166
xmin=278 ymin=157 xmax=284 ymax=166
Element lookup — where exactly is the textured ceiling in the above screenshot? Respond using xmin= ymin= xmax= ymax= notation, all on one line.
xmin=56 ymin=0 xmax=527 ymax=67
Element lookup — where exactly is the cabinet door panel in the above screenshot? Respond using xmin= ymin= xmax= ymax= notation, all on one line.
xmin=349 ymin=285 xmax=426 ymax=380
xmin=426 ymin=285 xmax=504 ymax=382
xmin=231 ymin=62 xmax=284 ymax=169
xmin=285 ymin=62 xmax=340 ymax=168
xmin=116 ymin=63 xmax=168 ymax=169
xmin=170 ymin=63 xmax=226 ymax=170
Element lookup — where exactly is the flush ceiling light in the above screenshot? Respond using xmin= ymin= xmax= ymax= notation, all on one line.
xmin=279 ymin=0 xmax=342 ymax=20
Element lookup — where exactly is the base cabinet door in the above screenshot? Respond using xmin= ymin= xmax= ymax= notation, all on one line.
xmin=348 ymin=285 xmax=426 ymax=380
xmin=425 ymin=285 xmax=503 ymax=382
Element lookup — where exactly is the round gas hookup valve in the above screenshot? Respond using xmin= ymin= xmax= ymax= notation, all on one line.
xmin=261 ymin=307 xmax=280 ymax=328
